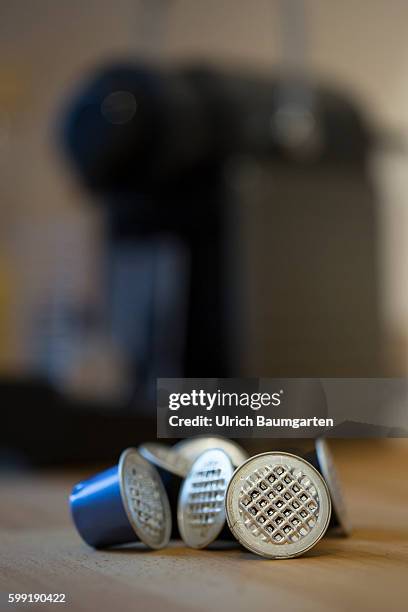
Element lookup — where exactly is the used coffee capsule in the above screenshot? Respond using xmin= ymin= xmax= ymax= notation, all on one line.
xmin=305 ymin=438 xmax=351 ymax=536
xmin=70 ymin=448 xmax=171 ymax=549
xmin=139 ymin=442 xmax=191 ymax=538
xmin=178 ymin=448 xmax=234 ymax=549
xmin=225 ymin=451 xmax=331 ymax=559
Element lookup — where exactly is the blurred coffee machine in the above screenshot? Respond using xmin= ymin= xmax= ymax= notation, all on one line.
xmin=0 ymin=0 xmax=386 ymax=466
xmin=1 ymin=61 xmax=383 ymax=466
xmin=61 ymin=63 xmax=382 ymax=399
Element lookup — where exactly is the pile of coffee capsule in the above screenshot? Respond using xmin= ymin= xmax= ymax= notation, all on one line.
xmin=69 ymin=437 xmax=350 ymax=559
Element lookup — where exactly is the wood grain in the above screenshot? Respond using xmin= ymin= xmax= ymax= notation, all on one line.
xmin=1 ymin=440 xmax=407 ymax=612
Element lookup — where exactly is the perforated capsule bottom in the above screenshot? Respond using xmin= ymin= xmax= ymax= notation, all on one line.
xmin=239 ymin=462 xmax=320 ymax=544
xmin=178 ymin=448 xmax=234 ymax=548
xmin=226 ymin=452 xmax=331 ymax=559
xmin=186 ymin=462 xmax=227 ymax=530
xmin=121 ymin=450 xmax=171 ymax=549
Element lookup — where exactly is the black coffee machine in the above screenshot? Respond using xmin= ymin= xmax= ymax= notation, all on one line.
xmin=61 ymin=62 xmax=382 ymax=392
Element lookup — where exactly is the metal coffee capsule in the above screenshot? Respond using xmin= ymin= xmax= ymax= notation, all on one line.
xmin=70 ymin=447 xmax=171 ymax=549
xmin=178 ymin=448 xmax=234 ymax=548
xmin=174 ymin=436 xmax=249 ymax=469
xmin=225 ymin=451 xmax=331 ymax=559
xmin=304 ymin=438 xmax=351 ymax=536
xmin=139 ymin=442 xmax=191 ymax=538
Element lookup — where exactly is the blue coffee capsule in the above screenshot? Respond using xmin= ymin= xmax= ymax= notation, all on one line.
xmin=69 ymin=447 xmax=172 ymax=549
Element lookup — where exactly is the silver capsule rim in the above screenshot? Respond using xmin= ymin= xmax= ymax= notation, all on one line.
xmin=118 ymin=448 xmax=172 ymax=549
xmin=315 ymin=438 xmax=352 ymax=536
xmin=178 ymin=448 xmax=234 ymax=549
xmin=225 ymin=451 xmax=332 ymax=559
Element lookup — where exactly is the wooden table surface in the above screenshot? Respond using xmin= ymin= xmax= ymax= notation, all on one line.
xmin=1 ymin=440 xmax=407 ymax=612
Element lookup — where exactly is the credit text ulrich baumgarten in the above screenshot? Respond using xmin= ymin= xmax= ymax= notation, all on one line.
xmin=166 ymin=389 xmax=334 ymax=430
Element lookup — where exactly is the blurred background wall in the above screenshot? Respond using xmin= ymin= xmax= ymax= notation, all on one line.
xmin=1 ymin=0 xmax=408 ymax=379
